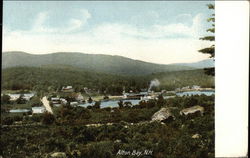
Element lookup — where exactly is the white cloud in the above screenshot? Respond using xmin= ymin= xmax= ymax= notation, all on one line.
xmin=30 ymin=9 xmax=91 ymax=34
xmin=32 ymin=11 xmax=55 ymax=33
xmin=90 ymin=13 xmax=205 ymax=39
xmin=33 ymin=12 xmax=48 ymax=27
xmin=3 ymin=13 xmax=212 ymax=64
xmin=80 ymin=9 xmax=91 ymax=21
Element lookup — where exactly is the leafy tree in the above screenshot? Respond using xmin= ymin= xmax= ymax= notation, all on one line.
xmin=42 ymin=112 xmax=55 ymax=125
xmin=29 ymin=96 xmax=42 ymax=107
xmin=118 ymin=100 xmax=123 ymax=108
xmin=103 ymin=95 xmax=109 ymax=100
xmin=199 ymin=4 xmax=215 ymax=76
xmin=1 ymin=94 xmax=10 ymax=104
xmin=124 ymin=101 xmax=132 ymax=107
xmin=2 ymin=117 xmax=14 ymax=125
xmin=157 ymin=94 xmax=166 ymax=107
xmin=93 ymin=101 xmax=101 ymax=109
xmin=88 ymin=97 xmax=93 ymax=103
xmin=16 ymin=94 xmax=26 ymax=104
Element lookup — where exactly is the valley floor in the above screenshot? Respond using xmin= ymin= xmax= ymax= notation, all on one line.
xmin=1 ymin=94 xmax=215 ymax=158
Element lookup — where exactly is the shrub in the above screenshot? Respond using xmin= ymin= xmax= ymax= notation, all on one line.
xmin=2 ymin=117 xmax=14 ymax=125
xmin=42 ymin=112 xmax=55 ymax=125
xmin=93 ymin=101 xmax=101 ymax=109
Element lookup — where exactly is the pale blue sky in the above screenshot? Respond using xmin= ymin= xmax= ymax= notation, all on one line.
xmin=3 ymin=1 xmax=214 ymax=64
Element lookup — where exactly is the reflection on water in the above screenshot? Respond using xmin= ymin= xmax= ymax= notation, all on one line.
xmin=176 ymin=90 xmax=215 ymax=97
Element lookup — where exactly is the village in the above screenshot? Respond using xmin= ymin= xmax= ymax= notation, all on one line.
xmin=2 ymin=84 xmax=214 ymax=116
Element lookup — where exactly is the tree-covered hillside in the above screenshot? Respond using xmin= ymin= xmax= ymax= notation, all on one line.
xmin=2 ymin=66 xmax=214 ymax=94
xmin=2 ymin=51 xmax=195 ymax=75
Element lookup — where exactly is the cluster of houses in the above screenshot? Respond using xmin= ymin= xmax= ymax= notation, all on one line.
xmin=61 ymin=86 xmax=74 ymax=92
xmin=4 ymin=93 xmax=47 ymax=114
xmin=122 ymin=85 xmax=203 ymax=100
xmin=122 ymin=91 xmax=161 ymax=101
xmin=7 ymin=93 xmax=35 ymax=101
xmin=175 ymin=85 xmax=201 ymax=92
xmin=5 ymin=85 xmax=206 ymax=115
xmin=49 ymin=92 xmax=85 ymax=107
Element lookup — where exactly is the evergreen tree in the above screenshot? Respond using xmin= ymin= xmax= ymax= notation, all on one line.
xmin=199 ymin=4 xmax=215 ymax=76
xmin=93 ymin=101 xmax=101 ymax=109
xmin=118 ymin=100 xmax=124 ymax=108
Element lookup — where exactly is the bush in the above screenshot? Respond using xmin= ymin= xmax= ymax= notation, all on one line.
xmin=88 ymin=97 xmax=93 ymax=103
xmin=42 ymin=112 xmax=55 ymax=125
xmin=93 ymin=101 xmax=101 ymax=109
xmin=29 ymin=96 xmax=42 ymax=107
xmin=2 ymin=117 xmax=14 ymax=125
xmin=118 ymin=100 xmax=123 ymax=108
xmin=16 ymin=95 xmax=27 ymax=104
xmin=1 ymin=94 xmax=10 ymax=104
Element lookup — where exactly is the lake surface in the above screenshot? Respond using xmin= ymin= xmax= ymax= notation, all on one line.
xmin=79 ymin=90 xmax=215 ymax=109
xmin=176 ymin=90 xmax=215 ymax=97
xmin=9 ymin=109 xmax=31 ymax=113
xmin=78 ymin=99 xmax=141 ymax=108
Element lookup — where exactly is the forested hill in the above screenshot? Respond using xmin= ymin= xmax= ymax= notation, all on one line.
xmin=2 ymin=66 xmax=214 ymax=94
xmin=2 ymin=51 xmax=195 ymax=75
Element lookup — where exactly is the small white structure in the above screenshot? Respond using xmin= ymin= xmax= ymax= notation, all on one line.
xmin=8 ymin=94 xmax=20 ymax=101
xmin=62 ymin=86 xmax=74 ymax=92
xmin=53 ymin=104 xmax=61 ymax=107
xmin=60 ymin=98 xmax=67 ymax=104
xmin=181 ymin=86 xmax=190 ymax=90
xmin=75 ymin=93 xmax=84 ymax=102
xmin=8 ymin=93 xmax=35 ymax=101
xmin=192 ymin=85 xmax=201 ymax=90
xmin=32 ymin=107 xmax=45 ymax=114
xmin=23 ymin=93 xmax=35 ymax=101
xmin=161 ymin=90 xmax=167 ymax=93
xmin=70 ymin=102 xmax=78 ymax=106
xmin=51 ymin=97 xmax=60 ymax=104
xmin=192 ymin=134 xmax=201 ymax=139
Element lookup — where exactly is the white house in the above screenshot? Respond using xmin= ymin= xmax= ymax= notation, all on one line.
xmin=181 ymin=86 xmax=190 ymax=90
xmin=32 ymin=107 xmax=45 ymax=114
xmin=192 ymin=85 xmax=201 ymax=90
xmin=60 ymin=98 xmax=67 ymax=105
xmin=8 ymin=94 xmax=20 ymax=101
xmin=75 ymin=93 xmax=84 ymax=102
xmin=62 ymin=86 xmax=74 ymax=92
xmin=51 ymin=97 xmax=60 ymax=104
xmin=70 ymin=102 xmax=78 ymax=106
xmin=8 ymin=93 xmax=35 ymax=101
xmin=23 ymin=93 xmax=35 ymax=101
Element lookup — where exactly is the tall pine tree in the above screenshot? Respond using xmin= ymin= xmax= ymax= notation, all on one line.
xmin=199 ymin=4 xmax=215 ymax=76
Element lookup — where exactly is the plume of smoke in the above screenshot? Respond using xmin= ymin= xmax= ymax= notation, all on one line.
xmin=148 ymin=79 xmax=160 ymax=92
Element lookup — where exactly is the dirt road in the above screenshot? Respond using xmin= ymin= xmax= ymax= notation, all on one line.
xmin=41 ymin=96 xmax=53 ymax=114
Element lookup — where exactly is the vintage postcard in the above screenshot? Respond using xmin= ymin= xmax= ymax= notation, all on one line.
xmin=1 ymin=1 xmax=247 ymax=158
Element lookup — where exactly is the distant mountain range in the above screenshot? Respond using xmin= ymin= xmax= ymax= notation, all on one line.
xmin=2 ymin=51 xmax=214 ymax=75
xmin=173 ymin=59 xmax=214 ymax=69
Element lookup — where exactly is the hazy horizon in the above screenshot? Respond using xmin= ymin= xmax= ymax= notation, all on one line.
xmin=3 ymin=1 xmax=214 ymax=64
